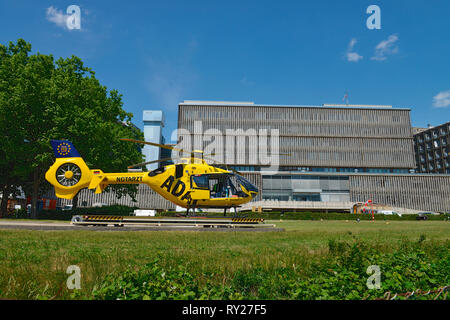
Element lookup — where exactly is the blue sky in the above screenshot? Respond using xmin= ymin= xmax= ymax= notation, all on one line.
xmin=1 ymin=0 xmax=449 ymax=140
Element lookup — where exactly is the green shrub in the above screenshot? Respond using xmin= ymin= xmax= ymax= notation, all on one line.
xmin=93 ymin=259 xmax=204 ymax=300
xmin=91 ymin=240 xmax=449 ymax=300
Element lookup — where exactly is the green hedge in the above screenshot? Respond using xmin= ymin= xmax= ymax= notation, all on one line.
xmin=158 ymin=210 xmax=449 ymax=221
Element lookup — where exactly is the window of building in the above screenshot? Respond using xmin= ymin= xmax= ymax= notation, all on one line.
xmin=292 ymin=194 xmax=321 ymax=201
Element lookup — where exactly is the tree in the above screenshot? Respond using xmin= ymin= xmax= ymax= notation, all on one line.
xmin=0 ymin=39 xmax=144 ymax=217
xmin=0 ymin=39 xmax=50 ymax=217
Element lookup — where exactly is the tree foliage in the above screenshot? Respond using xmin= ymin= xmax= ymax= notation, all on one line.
xmin=0 ymin=39 xmax=144 ymax=216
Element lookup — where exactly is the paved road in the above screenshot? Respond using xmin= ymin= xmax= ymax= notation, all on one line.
xmin=0 ymin=220 xmax=284 ymax=232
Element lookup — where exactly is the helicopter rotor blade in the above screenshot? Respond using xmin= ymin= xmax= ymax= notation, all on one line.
xmin=202 ymin=155 xmax=242 ymax=175
xmin=120 ymin=138 xmax=196 ymax=156
xmin=203 ymin=152 xmax=290 ymax=175
xmin=127 ymin=157 xmax=177 ymax=169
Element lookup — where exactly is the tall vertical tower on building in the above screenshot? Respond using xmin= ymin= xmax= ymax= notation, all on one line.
xmin=143 ymin=110 xmax=164 ymax=171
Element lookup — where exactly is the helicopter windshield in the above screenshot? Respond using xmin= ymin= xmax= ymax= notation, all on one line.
xmin=234 ymin=174 xmax=259 ymax=193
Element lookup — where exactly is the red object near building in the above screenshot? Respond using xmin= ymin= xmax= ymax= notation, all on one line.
xmin=26 ymin=197 xmax=57 ymax=210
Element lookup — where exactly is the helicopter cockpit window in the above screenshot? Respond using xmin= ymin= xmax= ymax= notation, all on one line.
xmin=235 ymin=175 xmax=259 ymax=193
xmin=192 ymin=174 xmax=209 ymax=189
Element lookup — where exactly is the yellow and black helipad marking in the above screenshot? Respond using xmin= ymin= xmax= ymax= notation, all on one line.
xmin=76 ymin=215 xmax=264 ymax=225
xmin=83 ymin=215 xmax=123 ymax=221
xmin=231 ymin=218 xmax=264 ymax=223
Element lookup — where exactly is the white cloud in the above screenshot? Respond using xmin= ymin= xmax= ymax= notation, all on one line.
xmin=371 ymin=34 xmax=399 ymax=61
xmin=345 ymin=38 xmax=363 ymax=62
xmin=433 ymin=90 xmax=450 ymax=108
xmin=46 ymin=6 xmax=69 ymax=29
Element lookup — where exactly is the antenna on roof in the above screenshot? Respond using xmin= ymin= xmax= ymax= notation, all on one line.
xmin=342 ymin=92 xmax=349 ymax=105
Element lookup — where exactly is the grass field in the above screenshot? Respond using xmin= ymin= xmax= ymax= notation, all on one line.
xmin=0 ymin=220 xmax=448 ymax=300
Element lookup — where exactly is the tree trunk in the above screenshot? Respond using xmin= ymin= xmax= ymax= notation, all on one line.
xmin=72 ymin=192 xmax=79 ymax=209
xmin=31 ymin=167 xmax=40 ymax=219
xmin=0 ymin=184 xmax=11 ymax=218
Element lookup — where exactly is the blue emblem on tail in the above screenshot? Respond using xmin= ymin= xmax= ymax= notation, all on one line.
xmin=50 ymin=140 xmax=81 ymax=158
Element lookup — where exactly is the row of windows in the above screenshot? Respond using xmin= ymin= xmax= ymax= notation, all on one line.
xmin=181 ymin=134 xmax=413 ymax=152
xmin=418 ymin=160 xmax=450 ymax=172
xmin=262 ymin=175 xmax=349 ymax=180
xmin=221 ymin=151 xmax=411 ymax=165
xmin=180 ymin=120 xmax=412 ymax=138
xmin=278 ymin=136 xmax=411 ymax=150
xmin=417 ymin=150 xmax=450 ymax=162
xmin=180 ymin=106 xmax=410 ymax=124
xmin=262 ymin=193 xmax=322 ymax=202
xmin=416 ymin=138 xmax=448 ymax=150
xmin=415 ymin=124 xmax=450 ymax=142
xmin=231 ymin=166 xmax=410 ymax=173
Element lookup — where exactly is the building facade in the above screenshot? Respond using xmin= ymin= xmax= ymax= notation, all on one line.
xmin=177 ymin=101 xmax=416 ymax=172
xmin=413 ymin=121 xmax=450 ymax=174
xmin=176 ymin=101 xmax=450 ymax=212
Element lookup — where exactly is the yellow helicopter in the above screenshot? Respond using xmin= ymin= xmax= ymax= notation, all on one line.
xmin=45 ymin=139 xmax=259 ymax=215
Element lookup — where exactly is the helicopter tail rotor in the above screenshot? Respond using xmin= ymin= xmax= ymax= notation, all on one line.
xmin=45 ymin=140 xmax=93 ymax=199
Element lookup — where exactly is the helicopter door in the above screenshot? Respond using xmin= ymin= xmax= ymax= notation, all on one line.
xmin=190 ymin=174 xmax=210 ymax=200
xmin=209 ymin=174 xmax=237 ymax=198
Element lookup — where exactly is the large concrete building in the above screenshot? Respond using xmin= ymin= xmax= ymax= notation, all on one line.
xmin=413 ymin=121 xmax=450 ymax=174
xmin=176 ymin=101 xmax=450 ymax=213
